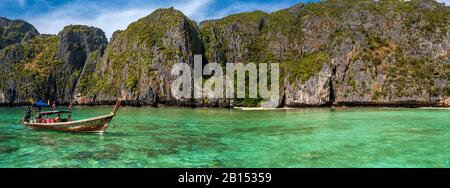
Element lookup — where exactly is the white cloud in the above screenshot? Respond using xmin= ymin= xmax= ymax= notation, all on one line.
xmin=205 ymin=1 xmax=296 ymax=21
xmin=26 ymin=0 xmax=450 ymax=40
xmin=437 ymin=0 xmax=449 ymax=5
xmin=15 ymin=0 xmax=26 ymax=7
xmin=26 ymin=0 xmax=323 ymax=40
xmin=174 ymin=0 xmax=213 ymax=21
xmin=28 ymin=0 xmax=211 ymax=40
xmin=33 ymin=7 xmax=156 ymax=40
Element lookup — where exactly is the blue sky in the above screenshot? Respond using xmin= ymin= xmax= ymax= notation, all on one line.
xmin=0 ymin=0 xmax=318 ymax=39
xmin=0 ymin=0 xmax=448 ymax=39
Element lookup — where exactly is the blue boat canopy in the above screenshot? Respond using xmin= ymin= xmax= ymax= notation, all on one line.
xmin=34 ymin=100 xmax=49 ymax=107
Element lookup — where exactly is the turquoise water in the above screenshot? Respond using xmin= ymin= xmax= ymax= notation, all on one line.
xmin=0 ymin=107 xmax=449 ymax=168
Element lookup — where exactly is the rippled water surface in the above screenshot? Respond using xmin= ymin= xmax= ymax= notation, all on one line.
xmin=0 ymin=107 xmax=449 ymax=167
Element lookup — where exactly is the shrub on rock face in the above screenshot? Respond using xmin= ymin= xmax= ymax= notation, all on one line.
xmin=1 ymin=0 xmax=449 ymax=107
xmin=85 ymin=8 xmax=202 ymax=105
xmin=0 ymin=24 xmax=107 ymax=104
xmin=0 ymin=17 xmax=39 ymax=49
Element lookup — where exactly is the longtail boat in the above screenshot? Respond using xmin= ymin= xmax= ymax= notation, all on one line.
xmin=22 ymin=100 xmax=121 ymax=134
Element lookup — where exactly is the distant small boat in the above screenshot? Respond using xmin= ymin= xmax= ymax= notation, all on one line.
xmin=22 ymin=100 xmax=121 ymax=134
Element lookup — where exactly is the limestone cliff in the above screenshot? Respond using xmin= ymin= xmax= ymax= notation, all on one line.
xmin=77 ymin=8 xmax=202 ymax=106
xmin=0 ymin=0 xmax=449 ymax=107
xmin=0 ymin=25 xmax=107 ymax=105
xmin=0 ymin=17 xmax=39 ymax=49
xmin=199 ymin=0 xmax=449 ymax=107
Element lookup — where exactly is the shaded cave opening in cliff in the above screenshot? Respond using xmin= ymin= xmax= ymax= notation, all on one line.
xmin=328 ymin=65 xmax=337 ymax=107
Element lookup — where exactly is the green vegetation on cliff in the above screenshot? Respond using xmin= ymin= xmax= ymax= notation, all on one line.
xmin=0 ymin=35 xmax=63 ymax=101
xmin=0 ymin=17 xmax=39 ymax=49
xmin=87 ymin=7 xmax=201 ymax=103
xmin=1 ymin=0 xmax=448 ymax=107
xmin=284 ymin=51 xmax=330 ymax=84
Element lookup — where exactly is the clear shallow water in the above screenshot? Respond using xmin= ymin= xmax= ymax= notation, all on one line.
xmin=0 ymin=107 xmax=449 ymax=168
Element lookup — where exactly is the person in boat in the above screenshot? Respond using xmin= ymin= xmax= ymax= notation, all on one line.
xmin=44 ymin=117 xmax=52 ymax=123
xmin=68 ymin=101 xmax=75 ymax=111
xmin=23 ymin=107 xmax=32 ymax=123
xmin=54 ymin=114 xmax=61 ymax=122
xmin=52 ymin=102 xmax=57 ymax=110
xmin=67 ymin=115 xmax=72 ymax=122
xmin=35 ymin=114 xmax=43 ymax=123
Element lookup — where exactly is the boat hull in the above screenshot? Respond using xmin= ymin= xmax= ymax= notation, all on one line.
xmin=23 ymin=115 xmax=114 ymax=133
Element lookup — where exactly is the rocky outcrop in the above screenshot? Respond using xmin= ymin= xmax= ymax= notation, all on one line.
xmin=77 ymin=8 xmax=202 ymax=106
xmin=0 ymin=17 xmax=39 ymax=49
xmin=1 ymin=0 xmax=449 ymax=107
xmin=442 ymin=98 xmax=450 ymax=107
xmin=285 ymin=64 xmax=333 ymax=106
xmin=198 ymin=0 xmax=449 ymax=107
xmin=55 ymin=25 xmax=108 ymax=102
xmin=327 ymin=0 xmax=450 ymax=106
xmin=0 ymin=24 xmax=107 ymax=105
